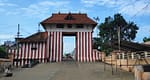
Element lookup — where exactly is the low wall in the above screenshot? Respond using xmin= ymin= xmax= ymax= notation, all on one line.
xmin=103 ymin=56 xmax=150 ymax=72
xmin=0 ymin=58 xmax=12 ymax=72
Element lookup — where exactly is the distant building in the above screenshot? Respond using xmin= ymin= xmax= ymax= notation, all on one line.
xmin=8 ymin=12 xmax=102 ymax=66
xmin=4 ymin=41 xmax=15 ymax=47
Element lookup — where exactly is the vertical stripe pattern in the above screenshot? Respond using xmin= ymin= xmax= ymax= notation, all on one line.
xmin=76 ymin=32 xmax=93 ymax=62
xmin=8 ymin=42 xmax=47 ymax=66
xmin=49 ymin=31 xmax=62 ymax=62
xmin=8 ymin=31 xmax=102 ymax=66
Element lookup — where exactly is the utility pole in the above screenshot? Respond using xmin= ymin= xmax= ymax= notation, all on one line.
xmin=118 ymin=26 xmax=121 ymax=69
xmin=16 ymin=24 xmax=20 ymax=67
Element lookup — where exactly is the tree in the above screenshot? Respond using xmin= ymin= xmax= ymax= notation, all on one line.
xmin=143 ymin=37 xmax=150 ymax=42
xmin=0 ymin=46 xmax=7 ymax=58
xmin=96 ymin=13 xmax=139 ymax=54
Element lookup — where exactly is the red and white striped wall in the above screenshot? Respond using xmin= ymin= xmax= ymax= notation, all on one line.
xmin=76 ymin=32 xmax=92 ymax=62
xmin=47 ymin=32 xmax=62 ymax=62
xmin=92 ymin=49 xmax=102 ymax=61
xmin=9 ymin=31 xmax=103 ymax=66
xmin=76 ymin=32 xmax=102 ymax=62
xmin=8 ymin=42 xmax=47 ymax=66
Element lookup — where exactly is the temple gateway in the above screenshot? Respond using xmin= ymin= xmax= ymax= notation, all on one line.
xmin=9 ymin=13 xmax=102 ymax=66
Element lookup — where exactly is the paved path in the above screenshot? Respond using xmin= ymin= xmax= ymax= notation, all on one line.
xmin=0 ymin=62 xmax=134 ymax=80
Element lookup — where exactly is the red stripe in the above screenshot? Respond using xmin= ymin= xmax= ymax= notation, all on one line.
xmin=24 ymin=43 xmax=26 ymax=59
xmin=55 ymin=32 xmax=58 ymax=62
xmin=58 ymin=32 xmax=60 ymax=62
xmin=37 ymin=43 xmax=40 ymax=60
xmin=44 ymin=42 xmax=47 ymax=62
xmin=76 ymin=32 xmax=78 ymax=61
xmin=79 ymin=32 xmax=81 ymax=62
xmin=87 ymin=32 xmax=89 ymax=62
xmin=28 ymin=43 xmax=30 ymax=59
xmin=20 ymin=44 xmax=22 ymax=60
xmin=41 ymin=43 xmax=43 ymax=61
xmin=31 ymin=43 xmax=33 ymax=60
xmin=34 ymin=43 xmax=36 ymax=59
xmin=82 ymin=32 xmax=84 ymax=62
xmin=50 ymin=32 xmax=52 ymax=61
xmin=90 ymin=32 xmax=93 ymax=62
xmin=14 ymin=49 xmax=16 ymax=59
xmin=48 ymin=32 xmax=51 ymax=60
xmin=52 ymin=32 xmax=54 ymax=61
xmin=28 ymin=43 xmax=31 ymax=59
xmin=85 ymin=32 xmax=87 ymax=62
xmin=95 ymin=50 xmax=96 ymax=61
xmin=88 ymin=32 xmax=91 ymax=62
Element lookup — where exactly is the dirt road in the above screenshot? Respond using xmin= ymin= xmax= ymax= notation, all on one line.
xmin=0 ymin=61 xmax=134 ymax=80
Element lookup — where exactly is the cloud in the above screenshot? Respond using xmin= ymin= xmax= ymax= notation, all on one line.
xmin=119 ymin=0 xmax=150 ymax=16
xmin=135 ymin=25 xmax=150 ymax=42
xmin=81 ymin=0 xmax=150 ymax=16
xmin=0 ymin=0 xmax=17 ymax=7
xmin=5 ymin=1 xmax=70 ymax=18
xmin=0 ymin=2 xmax=17 ymax=6
xmin=81 ymin=0 xmax=124 ymax=7
xmin=0 ymin=34 xmax=14 ymax=40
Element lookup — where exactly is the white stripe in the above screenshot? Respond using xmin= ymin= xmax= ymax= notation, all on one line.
xmin=83 ymin=32 xmax=86 ymax=62
xmin=8 ymin=49 xmax=11 ymax=53
xmin=56 ymin=32 xmax=59 ymax=62
xmin=32 ymin=43 xmax=35 ymax=59
xmin=25 ymin=60 xmax=27 ymax=64
xmin=89 ymin=32 xmax=92 ymax=62
xmin=86 ymin=32 xmax=89 ymax=62
xmin=12 ymin=49 xmax=16 ymax=59
xmin=80 ymin=32 xmax=82 ymax=62
xmin=53 ymin=32 xmax=56 ymax=61
xmin=18 ymin=46 xmax=21 ymax=59
xmin=36 ymin=43 xmax=38 ymax=59
xmin=60 ymin=32 xmax=62 ymax=62
xmin=43 ymin=43 xmax=45 ymax=59
xmin=47 ymin=32 xmax=50 ymax=59
xmin=18 ymin=61 xmax=20 ymax=66
xmin=77 ymin=32 xmax=80 ymax=61
xmin=14 ymin=62 xmax=16 ymax=66
xmin=28 ymin=43 xmax=32 ymax=59
xmin=39 ymin=43 xmax=42 ymax=59
xmin=25 ymin=43 xmax=28 ymax=59
xmin=21 ymin=59 xmax=24 ymax=66
xmin=50 ymin=32 xmax=53 ymax=61
xmin=22 ymin=43 xmax=25 ymax=59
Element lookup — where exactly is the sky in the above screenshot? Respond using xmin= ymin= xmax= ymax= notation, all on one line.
xmin=0 ymin=0 xmax=150 ymax=53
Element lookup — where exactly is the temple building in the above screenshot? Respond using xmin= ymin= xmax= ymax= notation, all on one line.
xmin=8 ymin=13 xmax=102 ymax=66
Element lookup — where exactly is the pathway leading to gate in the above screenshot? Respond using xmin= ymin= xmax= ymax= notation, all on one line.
xmin=0 ymin=62 xmax=134 ymax=80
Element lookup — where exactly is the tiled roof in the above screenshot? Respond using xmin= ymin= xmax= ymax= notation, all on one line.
xmin=19 ymin=32 xmax=48 ymax=43
xmin=112 ymin=40 xmax=150 ymax=51
xmin=41 ymin=13 xmax=97 ymax=27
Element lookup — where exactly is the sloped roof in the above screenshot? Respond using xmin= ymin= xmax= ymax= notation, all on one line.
xmin=19 ymin=32 xmax=48 ymax=43
xmin=41 ymin=13 xmax=97 ymax=28
xmin=112 ymin=40 xmax=150 ymax=52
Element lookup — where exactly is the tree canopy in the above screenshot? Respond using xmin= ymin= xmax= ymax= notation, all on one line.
xmin=0 ymin=46 xmax=7 ymax=58
xmin=143 ymin=37 xmax=150 ymax=42
xmin=94 ymin=13 xmax=139 ymax=55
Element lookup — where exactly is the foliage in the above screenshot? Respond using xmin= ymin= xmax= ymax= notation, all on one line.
xmin=0 ymin=46 xmax=7 ymax=58
xmin=95 ymin=13 xmax=139 ymax=55
xmin=143 ymin=37 xmax=150 ymax=42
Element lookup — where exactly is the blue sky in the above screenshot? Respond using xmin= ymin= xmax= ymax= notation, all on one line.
xmin=0 ymin=0 xmax=150 ymax=53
